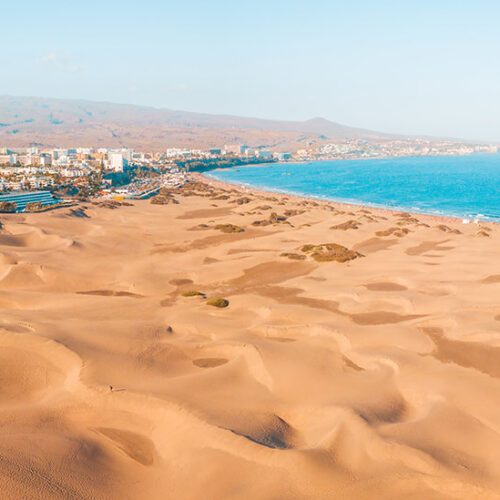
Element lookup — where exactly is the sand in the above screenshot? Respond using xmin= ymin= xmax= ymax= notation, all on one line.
xmin=0 ymin=178 xmax=499 ymax=499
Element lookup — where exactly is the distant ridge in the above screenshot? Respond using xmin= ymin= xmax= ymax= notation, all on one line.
xmin=0 ymin=95 xmax=417 ymax=150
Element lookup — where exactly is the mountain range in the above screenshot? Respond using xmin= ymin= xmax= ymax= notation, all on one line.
xmin=0 ymin=95 xmax=418 ymax=150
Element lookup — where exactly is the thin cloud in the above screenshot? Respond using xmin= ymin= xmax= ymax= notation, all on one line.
xmin=37 ymin=52 xmax=82 ymax=72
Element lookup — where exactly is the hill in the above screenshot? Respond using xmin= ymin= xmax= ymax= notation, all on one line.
xmin=0 ymin=95 xmax=405 ymax=151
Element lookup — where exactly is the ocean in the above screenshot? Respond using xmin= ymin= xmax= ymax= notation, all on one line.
xmin=205 ymin=154 xmax=500 ymax=221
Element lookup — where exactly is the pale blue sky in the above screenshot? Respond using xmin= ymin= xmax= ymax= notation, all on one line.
xmin=3 ymin=0 xmax=500 ymax=141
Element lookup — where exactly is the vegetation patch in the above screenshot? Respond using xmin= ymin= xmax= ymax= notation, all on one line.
xmin=476 ymin=230 xmax=491 ymax=238
xmin=24 ymin=201 xmax=44 ymax=212
xmin=68 ymin=208 xmax=89 ymax=218
xmin=181 ymin=290 xmax=205 ymax=297
xmin=301 ymin=243 xmax=363 ymax=263
xmin=167 ymin=180 xmax=217 ymax=198
xmin=189 ymin=223 xmax=210 ymax=231
xmin=92 ymin=200 xmax=133 ymax=209
xmin=28 ymin=201 xmax=76 ymax=213
xmin=252 ymin=219 xmax=271 ymax=226
xmin=151 ymin=191 xmax=179 ymax=205
xmin=253 ymin=212 xmax=288 ymax=226
xmin=358 ymin=214 xmax=377 ymax=222
xmin=283 ymin=209 xmax=305 ymax=217
xmin=435 ymin=224 xmax=462 ymax=234
xmin=0 ymin=200 xmax=75 ymax=214
xmin=301 ymin=244 xmax=316 ymax=253
xmin=207 ymin=297 xmax=229 ymax=308
xmin=232 ymin=196 xmax=252 ymax=205
xmin=0 ymin=201 xmax=17 ymax=213
xmin=280 ymin=252 xmax=306 ymax=260
xmin=396 ymin=213 xmax=420 ymax=225
xmin=376 ymin=227 xmax=410 ymax=238
xmin=214 ymin=224 xmax=244 ymax=233
xmin=330 ymin=220 xmax=360 ymax=230
xmin=269 ymin=212 xmax=287 ymax=223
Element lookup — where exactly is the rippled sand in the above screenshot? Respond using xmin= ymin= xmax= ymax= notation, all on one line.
xmin=0 ymin=180 xmax=499 ymax=499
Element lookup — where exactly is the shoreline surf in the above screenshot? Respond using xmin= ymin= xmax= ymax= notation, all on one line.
xmin=197 ymin=172 xmax=495 ymax=227
xmin=203 ymin=155 xmax=500 ymax=224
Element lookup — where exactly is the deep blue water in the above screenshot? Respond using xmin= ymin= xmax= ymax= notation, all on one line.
xmin=206 ymin=155 xmax=500 ymax=221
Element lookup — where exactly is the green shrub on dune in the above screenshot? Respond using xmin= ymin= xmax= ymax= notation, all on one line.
xmin=301 ymin=244 xmax=315 ymax=253
xmin=182 ymin=290 xmax=205 ymax=297
xmin=24 ymin=201 xmax=44 ymax=212
xmin=151 ymin=194 xmax=179 ymax=205
xmin=207 ymin=298 xmax=229 ymax=308
xmin=0 ymin=201 xmax=17 ymax=213
xmin=280 ymin=252 xmax=306 ymax=260
xmin=330 ymin=220 xmax=360 ymax=230
xmin=214 ymin=224 xmax=244 ymax=233
xmin=301 ymin=243 xmax=363 ymax=263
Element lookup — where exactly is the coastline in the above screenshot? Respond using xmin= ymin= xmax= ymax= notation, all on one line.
xmin=196 ymin=171 xmax=497 ymax=227
xmin=211 ymin=152 xmax=500 ymax=171
xmin=201 ymin=154 xmax=500 ymax=225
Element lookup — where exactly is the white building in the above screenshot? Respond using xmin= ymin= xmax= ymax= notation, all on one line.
xmin=52 ymin=149 xmax=68 ymax=160
xmin=224 ymin=144 xmax=248 ymax=155
xmin=54 ymin=155 xmax=70 ymax=166
xmin=0 ymin=155 xmax=14 ymax=165
xmin=61 ymin=168 xmax=85 ymax=178
xmin=109 ymin=153 xmax=128 ymax=172
xmin=256 ymin=150 xmax=272 ymax=159
xmin=17 ymin=155 xmax=31 ymax=166
xmin=39 ymin=155 xmax=52 ymax=167
xmin=0 ymin=181 xmax=22 ymax=191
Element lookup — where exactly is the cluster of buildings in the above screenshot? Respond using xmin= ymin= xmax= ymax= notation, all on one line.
xmin=294 ymin=139 xmax=498 ymax=161
xmin=0 ymin=144 xmax=280 ymax=187
xmin=164 ymin=145 xmax=284 ymax=161
xmin=162 ymin=140 xmax=498 ymax=164
xmin=0 ymin=139 xmax=497 ymax=203
xmin=0 ymin=147 xmax=169 ymax=192
xmin=0 ymin=147 xmax=136 ymax=173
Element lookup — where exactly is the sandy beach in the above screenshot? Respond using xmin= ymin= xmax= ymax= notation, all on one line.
xmin=0 ymin=176 xmax=499 ymax=499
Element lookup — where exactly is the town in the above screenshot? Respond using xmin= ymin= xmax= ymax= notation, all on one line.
xmin=0 ymin=138 xmax=497 ymax=212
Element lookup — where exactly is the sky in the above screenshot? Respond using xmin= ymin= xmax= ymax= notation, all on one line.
xmin=3 ymin=0 xmax=500 ymax=141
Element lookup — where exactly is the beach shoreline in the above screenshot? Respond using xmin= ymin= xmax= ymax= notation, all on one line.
xmin=201 ymin=154 xmax=500 ymax=225
xmin=196 ymin=171 xmax=496 ymax=227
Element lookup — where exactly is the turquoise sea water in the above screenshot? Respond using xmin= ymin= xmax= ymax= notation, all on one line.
xmin=205 ymin=155 xmax=500 ymax=221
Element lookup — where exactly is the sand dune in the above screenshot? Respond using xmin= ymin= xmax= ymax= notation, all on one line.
xmin=0 ymin=178 xmax=499 ymax=498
